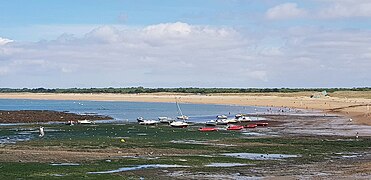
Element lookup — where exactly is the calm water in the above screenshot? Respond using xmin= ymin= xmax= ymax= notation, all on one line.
xmin=0 ymin=99 xmax=268 ymax=122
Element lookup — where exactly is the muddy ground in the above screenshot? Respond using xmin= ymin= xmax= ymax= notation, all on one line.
xmin=0 ymin=112 xmax=370 ymax=179
xmin=0 ymin=110 xmax=112 ymax=123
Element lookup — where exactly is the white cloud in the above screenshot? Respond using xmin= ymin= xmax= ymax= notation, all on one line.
xmin=0 ymin=22 xmax=370 ymax=87
xmin=265 ymin=3 xmax=307 ymax=20
xmin=318 ymin=0 xmax=371 ymax=18
xmin=0 ymin=37 xmax=13 ymax=45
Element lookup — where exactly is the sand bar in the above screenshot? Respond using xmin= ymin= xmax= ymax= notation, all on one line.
xmin=0 ymin=92 xmax=370 ymax=125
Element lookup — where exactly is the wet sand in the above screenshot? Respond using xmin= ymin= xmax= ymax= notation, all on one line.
xmin=0 ymin=92 xmax=370 ymax=125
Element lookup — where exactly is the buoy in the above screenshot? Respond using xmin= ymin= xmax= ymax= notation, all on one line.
xmin=120 ymin=139 xmax=126 ymax=143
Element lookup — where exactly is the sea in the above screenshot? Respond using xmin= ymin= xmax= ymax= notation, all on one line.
xmin=0 ymin=99 xmax=270 ymax=123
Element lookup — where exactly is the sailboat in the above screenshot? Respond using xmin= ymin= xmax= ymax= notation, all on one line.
xmin=175 ymin=99 xmax=188 ymax=120
xmin=170 ymin=98 xmax=189 ymax=128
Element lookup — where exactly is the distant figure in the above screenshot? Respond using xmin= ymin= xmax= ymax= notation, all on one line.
xmin=39 ymin=126 xmax=45 ymax=137
xmin=356 ymin=132 xmax=359 ymax=139
xmin=349 ymin=118 xmax=352 ymax=122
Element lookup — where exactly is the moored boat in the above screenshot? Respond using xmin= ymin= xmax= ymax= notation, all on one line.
xmin=245 ymin=124 xmax=257 ymax=128
xmin=256 ymin=122 xmax=268 ymax=126
xmin=199 ymin=127 xmax=218 ymax=132
xmin=226 ymin=119 xmax=238 ymax=124
xmin=175 ymin=99 xmax=189 ymax=120
xmin=137 ymin=117 xmax=144 ymax=122
xmin=139 ymin=120 xmax=159 ymax=125
xmin=170 ymin=121 xmax=189 ymax=128
xmin=66 ymin=120 xmax=75 ymax=125
xmin=205 ymin=120 xmax=217 ymax=126
xmin=216 ymin=115 xmax=228 ymax=119
xmin=176 ymin=115 xmax=189 ymax=120
xmin=158 ymin=117 xmax=175 ymax=123
xmin=227 ymin=125 xmax=244 ymax=130
xmin=236 ymin=116 xmax=251 ymax=122
xmin=78 ymin=120 xmax=93 ymax=124
xmin=216 ymin=119 xmax=229 ymax=125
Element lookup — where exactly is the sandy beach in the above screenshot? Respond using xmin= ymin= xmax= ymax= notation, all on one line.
xmin=0 ymin=92 xmax=370 ymax=125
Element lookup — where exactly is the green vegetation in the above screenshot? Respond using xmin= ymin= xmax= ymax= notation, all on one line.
xmin=0 ymin=123 xmax=370 ymax=179
xmin=0 ymin=87 xmax=370 ymax=94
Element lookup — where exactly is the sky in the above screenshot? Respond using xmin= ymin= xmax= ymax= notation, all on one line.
xmin=0 ymin=0 xmax=370 ymax=88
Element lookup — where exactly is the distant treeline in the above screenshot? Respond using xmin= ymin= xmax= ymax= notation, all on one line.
xmin=0 ymin=87 xmax=370 ymax=94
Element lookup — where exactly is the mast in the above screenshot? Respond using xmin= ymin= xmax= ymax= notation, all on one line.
xmin=176 ymin=98 xmax=184 ymax=117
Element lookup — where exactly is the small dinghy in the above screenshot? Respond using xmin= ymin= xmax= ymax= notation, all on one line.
xmin=256 ymin=122 xmax=268 ymax=126
xmin=227 ymin=125 xmax=244 ymax=131
xmin=245 ymin=124 xmax=257 ymax=128
xmin=198 ymin=127 xmax=218 ymax=132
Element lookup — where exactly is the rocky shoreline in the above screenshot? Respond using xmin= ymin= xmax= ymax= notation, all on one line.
xmin=0 ymin=110 xmax=112 ymax=123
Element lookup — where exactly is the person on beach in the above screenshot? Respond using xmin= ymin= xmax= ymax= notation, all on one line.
xmin=39 ymin=126 xmax=45 ymax=137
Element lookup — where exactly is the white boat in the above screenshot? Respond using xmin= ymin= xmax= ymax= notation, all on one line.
xmin=158 ymin=117 xmax=175 ymax=123
xmin=66 ymin=120 xmax=75 ymax=126
xmin=139 ymin=120 xmax=159 ymax=125
xmin=216 ymin=115 xmax=228 ymax=119
xmin=78 ymin=120 xmax=93 ymax=124
xmin=226 ymin=118 xmax=238 ymax=124
xmin=236 ymin=116 xmax=251 ymax=122
xmin=205 ymin=120 xmax=217 ymax=126
xmin=137 ymin=117 xmax=144 ymax=122
xmin=216 ymin=119 xmax=229 ymax=125
xmin=176 ymin=99 xmax=188 ymax=120
xmin=176 ymin=115 xmax=189 ymax=120
xmin=170 ymin=121 xmax=189 ymax=128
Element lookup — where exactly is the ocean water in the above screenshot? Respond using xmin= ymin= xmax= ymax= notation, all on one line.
xmin=0 ymin=99 xmax=267 ymax=122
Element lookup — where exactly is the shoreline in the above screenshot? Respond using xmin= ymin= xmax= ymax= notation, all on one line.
xmin=0 ymin=92 xmax=370 ymax=125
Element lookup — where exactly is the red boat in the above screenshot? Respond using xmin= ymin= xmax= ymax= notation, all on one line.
xmin=245 ymin=124 xmax=257 ymax=128
xmin=198 ymin=127 xmax=218 ymax=132
xmin=227 ymin=125 xmax=244 ymax=131
xmin=256 ymin=122 xmax=268 ymax=126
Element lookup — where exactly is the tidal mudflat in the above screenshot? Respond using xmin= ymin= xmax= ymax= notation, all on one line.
xmin=0 ymin=112 xmax=370 ymax=179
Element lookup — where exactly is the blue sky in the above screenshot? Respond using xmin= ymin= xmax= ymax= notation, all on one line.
xmin=0 ymin=0 xmax=370 ymax=88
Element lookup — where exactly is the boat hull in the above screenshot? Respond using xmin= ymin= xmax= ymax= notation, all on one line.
xmin=199 ymin=127 xmax=218 ymax=132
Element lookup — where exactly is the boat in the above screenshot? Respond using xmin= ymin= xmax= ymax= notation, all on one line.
xmin=139 ymin=120 xmax=159 ymax=125
xmin=78 ymin=120 xmax=93 ymax=124
xmin=256 ymin=122 xmax=268 ymax=126
xmin=158 ymin=117 xmax=175 ymax=123
xmin=226 ymin=119 xmax=238 ymax=124
xmin=175 ymin=99 xmax=188 ymax=120
xmin=198 ymin=127 xmax=218 ymax=132
xmin=227 ymin=125 xmax=244 ymax=130
xmin=66 ymin=120 xmax=75 ymax=126
xmin=176 ymin=115 xmax=189 ymax=120
xmin=170 ymin=121 xmax=189 ymax=128
xmin=235 ymin=114 xmax=244 ymax=118
xmin=137 ymin=117 xmax=144 ymax=122
xmin=216 ymin=115 xmax=228 ymax=119
xmin=236 ymin=116 xmax=251 ymax=122
xmin=216 ymin=119 xmax=229 ymax=125
xmin=205 ymin=120 xmax=217 ymax=126
xmin=245 ymin=124 xmax=257 ymax=128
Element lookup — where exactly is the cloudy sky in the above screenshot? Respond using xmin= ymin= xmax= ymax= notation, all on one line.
xmin=0 ymin=0 xmax=370 ymax=88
